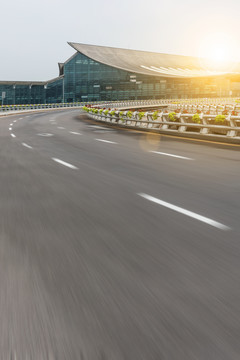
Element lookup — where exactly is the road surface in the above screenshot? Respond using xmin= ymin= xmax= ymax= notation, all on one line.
xmin=0 ymin=109 xmax=240 ymax=359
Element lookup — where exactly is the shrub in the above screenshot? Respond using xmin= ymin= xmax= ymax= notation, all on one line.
xmin=192 ymin=113 xmax=201 ymax=124
xmin=119 ymin=111 xmax=125 ymax=122
xmin=152 ymin=111 xmax=158 ymax=120
xmin=138 ymin=112 xmax=145 ymax=120
xmin=215 ymin=114 xmax=226 ymax=123
xmin=127 ymin=111 xmax=133 ymax=119
xmin=168 ymin=112 xmax=176 ymax=121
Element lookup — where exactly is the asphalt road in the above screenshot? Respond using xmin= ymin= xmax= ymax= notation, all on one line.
xmin=1 ymin=109 xmax=240 ymax=360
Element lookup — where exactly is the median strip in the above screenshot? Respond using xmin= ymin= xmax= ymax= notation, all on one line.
xmin=138 ymin=193 xmax=230 ymax=231
xmin=52 ymin=158 xmax=78 ymax=170
xmin=150 ymin=151 xmax=193 ymax=160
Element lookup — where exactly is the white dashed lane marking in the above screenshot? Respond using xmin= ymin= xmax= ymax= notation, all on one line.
xmin=9 ymin=127 xmax=12 ymax=131
xmin=11 ymin=133 xmax=16 ymax=138
xmin=52 ymin=158 xmax=78 ymax=170
xmin=22 ymin=143 xmax=33 ymax=149
xmin=150 ymin=151 xmax=193 ymax=160
xmin=37 ymin=133 xmax=53 ymax=137
xmin=10 ymin=123 xmax=13 ymax=126
xmin=138 ymin=193 xmax=231 ymax=231
xmin=69 ymin=131 xmax=82 ymax=135
xmin=57 ymin=127 xmax=65 ymax=129
xmin=95 ymin=139 xmax=117 ymax=144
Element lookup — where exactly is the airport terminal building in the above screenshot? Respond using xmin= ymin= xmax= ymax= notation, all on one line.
xmin=1 ymin=42 xmax=240 ymax=105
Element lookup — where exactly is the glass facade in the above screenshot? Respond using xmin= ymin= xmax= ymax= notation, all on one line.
xmin=63 ymin=52 xmax=240 ymax=101
xmin=46 ymin=77 xmax=64 ymax=103
xmin=1 ymin=49 xmax=240 ymax=105
xmin=0 ymin=83 xmax=46 ymax=105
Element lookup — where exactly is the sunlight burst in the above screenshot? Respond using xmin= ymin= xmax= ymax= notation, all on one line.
xmin=198 ymin=32 xmax=237 ymax=70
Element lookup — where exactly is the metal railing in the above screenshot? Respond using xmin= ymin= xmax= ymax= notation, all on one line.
xmin=86 ymin=109 xmax=240 ymax=141
xmin=1 ymin=97 xmax=239 ymax=113
xmin=0 ymin=102 xmax=83 ymax=113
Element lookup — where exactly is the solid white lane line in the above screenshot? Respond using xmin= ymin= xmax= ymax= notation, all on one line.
xmin=22 ymin=143 xmax=33 ymax=149
xmin=57 ymin=126 xmax=65 ymax=129
xmin=9 ymin=127 xmax=12 ymax=131
xmin=11 ymin=133 xmax=16 ymax=138
xmin=95 ymin=139 xmax=117 ymax=144
xmin=69 ymin=131 xmax=82 ymax=135
xmin=150 ymin=151 xmax=193 ymax=160
xmin=138 ymin=193 xmax=230 ymax=231
xmin=52 ymin=158 xmax=78 ymax=170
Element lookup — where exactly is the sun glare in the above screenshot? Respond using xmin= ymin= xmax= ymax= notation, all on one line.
xmin=208 ymin=47 xmax=230 ymax=64
xmin=198 ymin=32 xmax=238 ymax=71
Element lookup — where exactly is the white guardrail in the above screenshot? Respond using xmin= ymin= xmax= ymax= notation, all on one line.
xmin=2 ymin=97 xmax=240 ymax=141
xmin=1 ymin=97 xmax=240 ymax=113
xmin=85 ymin=106 xmax=240 ymax=141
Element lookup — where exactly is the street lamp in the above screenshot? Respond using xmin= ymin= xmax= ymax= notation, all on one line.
xmin=62 ymin=76 xmax=65 ymax=103
xmin=13 ymin=84 xmax=16 ymax=105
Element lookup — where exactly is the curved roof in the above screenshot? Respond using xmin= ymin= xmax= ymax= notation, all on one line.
xmin=68 ymin=42 xmax=240 ymax=78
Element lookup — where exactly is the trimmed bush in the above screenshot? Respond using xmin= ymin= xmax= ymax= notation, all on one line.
xmin=152 ymin=111 xmax=158 ymax=120
xmin=127 ymin=111 xmax=133 ymax=119
xmin=119 ymin=111 xmax=124 ymax=122
xmin=138 ymin=112 xmax=145 ymax=120
xmin=168 ymin=112 xmax=176 ymax=121
xmin=215 ymin=114 xmax=226 ymax=123
xmin=192 ymin=113 xmax=201 ymax=124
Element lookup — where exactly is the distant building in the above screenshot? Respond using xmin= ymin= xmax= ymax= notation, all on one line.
xmin=1 ymin=43 xmax=240 ymax=104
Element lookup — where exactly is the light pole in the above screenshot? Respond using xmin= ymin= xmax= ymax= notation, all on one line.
xmin=29 ymin=84 xmax=32 ymax=104
xmin=44 ymin=84 xmax=48 ymax=104
xmin=13 ymin=84 xmax=16 ymax=105
xmin=62 ymin=76 xmax=65 ymax=103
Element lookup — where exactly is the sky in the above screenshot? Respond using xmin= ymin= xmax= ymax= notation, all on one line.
xmin=1 ymin=0 xmax=240 ymax=81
